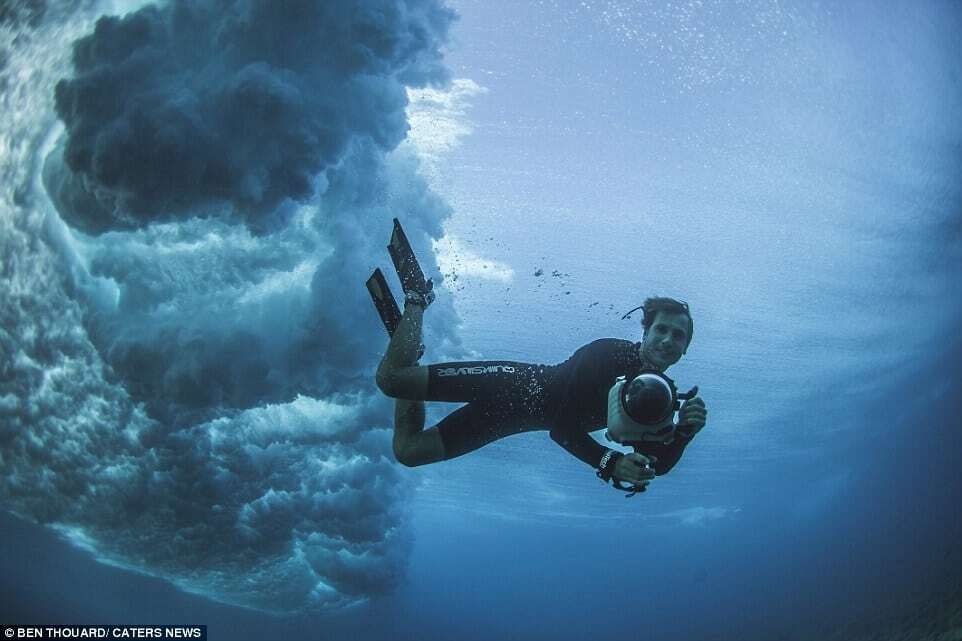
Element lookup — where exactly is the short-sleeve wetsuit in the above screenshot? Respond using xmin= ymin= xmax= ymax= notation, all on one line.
xmin=426 ymin=338 xmax=694 ymax=476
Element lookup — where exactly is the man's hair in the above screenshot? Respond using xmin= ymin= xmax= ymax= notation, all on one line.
xmin=641 ymin=297 xmax=694 ymax=350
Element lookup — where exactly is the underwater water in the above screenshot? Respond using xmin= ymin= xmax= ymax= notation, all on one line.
xmin=1 ymin=1 xmax=960 ymax=640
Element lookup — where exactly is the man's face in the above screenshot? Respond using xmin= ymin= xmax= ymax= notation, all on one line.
xmin=641 ymin=311 xmax=690 ymax=371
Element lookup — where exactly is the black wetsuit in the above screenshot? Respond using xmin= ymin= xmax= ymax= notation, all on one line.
xmin=427 ymin=338 xmax=694 ymax=476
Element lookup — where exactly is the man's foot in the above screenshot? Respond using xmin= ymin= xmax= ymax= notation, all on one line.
xmin=403 ymin=279 xmax=435 ymax=309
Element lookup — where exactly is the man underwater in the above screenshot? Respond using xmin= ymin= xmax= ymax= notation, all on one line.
xmin=376 ymin=289 xmax=707 ymax=494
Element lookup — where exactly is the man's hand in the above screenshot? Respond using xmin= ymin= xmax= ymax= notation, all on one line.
xmin=677 ymin=395 xmax=707 ymax=438
xmin=613 ymin=453 xmax=657 ymax=491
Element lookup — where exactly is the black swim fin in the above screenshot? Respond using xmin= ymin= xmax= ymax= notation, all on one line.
xmin=366 ymin=268 xmax=402 ymax=336
xmin=387 ymin=217 xmax=433 ymax=305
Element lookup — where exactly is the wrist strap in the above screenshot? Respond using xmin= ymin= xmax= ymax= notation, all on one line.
xmin=596 ymin=450 xmax=622 ymax=483
xmin=598 ymin=451 xmax=649 ymax=498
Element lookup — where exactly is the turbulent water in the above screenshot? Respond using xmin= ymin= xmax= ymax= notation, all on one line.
xmin=2 ymin=1 xmax=961 ymax=640
xmin=1 ymin=0 xmax=468 ymax=614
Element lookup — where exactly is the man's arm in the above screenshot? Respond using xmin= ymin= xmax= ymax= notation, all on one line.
xmin=549 ymin=428 xmax=608 ymax=468
xmin=550 ymin=427 xmax=699 ymax=476
xmin=551 ymin=428 xmax=658 ymax=490
xmin=643 ymin=394 xmax=707 ymax=475
xmin=637 ymin=433 xmax=693 ymax=476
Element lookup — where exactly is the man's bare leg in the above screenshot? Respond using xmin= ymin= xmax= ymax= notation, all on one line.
xmin=393 ymin=399 xmax=445 ymax=467
xmin=375 ymin=303 xmax=444 ymax=465
xmin=376 ymin=304 xmax=429 ymax=399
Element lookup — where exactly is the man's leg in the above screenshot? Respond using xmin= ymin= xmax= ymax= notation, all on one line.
xmin=376 ymin=304 xmax=429 ymax=399
xmin=377 ymin=303 xmax=441 ymax=465
xmin=389 ymin=362 xmax=549 ymax=467
xmin=376 ymin=299 xmax=549 ymax=466
xmin=393 ymin=399 xmax=445 ymax=467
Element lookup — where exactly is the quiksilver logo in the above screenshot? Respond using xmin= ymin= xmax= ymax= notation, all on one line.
xmin=437 ymin=365 xmax=517 ymax=376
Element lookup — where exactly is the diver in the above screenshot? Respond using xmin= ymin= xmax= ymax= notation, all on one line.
xmin=375 ymin=288 xmax=708 ymax=495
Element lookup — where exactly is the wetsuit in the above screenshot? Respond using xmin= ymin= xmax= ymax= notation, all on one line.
xmin=427 ymin=338 xmax=694 ymax=476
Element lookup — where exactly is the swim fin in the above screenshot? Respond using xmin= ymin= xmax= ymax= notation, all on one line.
xmin=387 ymin=218 xmax=434 ymax=306
xmin=366 ymin=267 xmax=402 ymax=336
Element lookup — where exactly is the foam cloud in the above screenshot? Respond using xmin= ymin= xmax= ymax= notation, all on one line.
xmin=45 ymin=0 xmax=456 ymax=233
xmin=0 ymin=2 xmax=47 ymax=30
xmin=406 ymin=77 xmax=487 ymax=173
xmin=654 ymin=505 xmax=742 ymax=527
xmin=2 ymin=342 xmax=410 ymax=612
xmin=41 ymin=0 xmax=465 ymax=428
xmin=1 ymin=0 xmax=465 ymax=613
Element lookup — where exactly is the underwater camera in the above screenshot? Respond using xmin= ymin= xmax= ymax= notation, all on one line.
xmin=606 ymin=371 xmax=698 ymax=445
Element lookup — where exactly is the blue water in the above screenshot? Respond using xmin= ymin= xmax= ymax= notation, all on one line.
xmin=1 ymin=1 xmax=960 ymax=640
